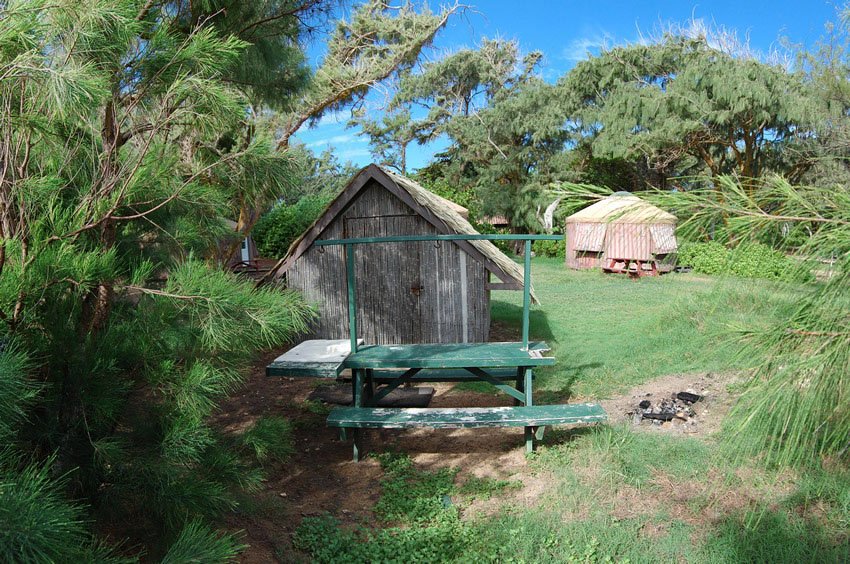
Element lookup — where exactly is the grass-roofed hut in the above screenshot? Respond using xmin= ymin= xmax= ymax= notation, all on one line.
xmin=276 ymin=164 xmax=537 ymax=344
xmin=565 ymin=192 xmax=677 ymax=276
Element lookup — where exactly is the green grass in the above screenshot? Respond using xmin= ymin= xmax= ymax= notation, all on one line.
xmin=289 ymin=261 xmax=848 ymax=563
xmin=491 ymin=259 xmax=799 ymax=399
xmin=293 ymin=434 xmax=848 ymax=562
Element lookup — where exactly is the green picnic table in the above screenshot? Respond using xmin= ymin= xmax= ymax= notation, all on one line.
xmin=268 ymin=234 xmax=607 ymax=461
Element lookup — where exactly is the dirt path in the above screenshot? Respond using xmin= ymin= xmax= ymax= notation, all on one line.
xmin=211 ymin=346 xmax=743 ymax=562
xmin=211 ymin=348 xmax=542 ymax=562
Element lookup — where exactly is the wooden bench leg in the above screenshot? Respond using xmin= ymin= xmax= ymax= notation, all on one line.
xmin=525 ymin=425 xmax=547 ymax=453
xmin=339 ymin=427 xmax=364 ymax=462
xmin=352 ymin=429 xmax=362 ymax=462
xmin=535 ymin=426 xmax=546 ymax=441
xmin=352 ymin=369 xmax=363 ymax=407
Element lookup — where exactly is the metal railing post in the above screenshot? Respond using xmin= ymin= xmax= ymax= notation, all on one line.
xmin=345 ymin=243 xmax=358 ymax=353
xmin=522 ymin=239 xmax=531 ymax=350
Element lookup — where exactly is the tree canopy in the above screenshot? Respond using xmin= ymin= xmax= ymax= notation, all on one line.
xmin=0 ymin=0 xmax=458 ymax=558
xmin=560 ymin=36 xmax=819 ymax=184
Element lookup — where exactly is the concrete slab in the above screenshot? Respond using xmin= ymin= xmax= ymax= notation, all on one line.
xmin=266 ymin=339 xmax=364 ymax=378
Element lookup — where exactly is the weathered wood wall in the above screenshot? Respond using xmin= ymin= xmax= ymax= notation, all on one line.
xmin=287 ymin=180 xmax=490 ymax=344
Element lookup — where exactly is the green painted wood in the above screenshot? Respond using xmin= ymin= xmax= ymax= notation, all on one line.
xmin=352 ymin=368 xmax=363 ymax=408
xmin=370 ymin=367 xmax=523 ymax=382
xmin=343 ymin=342 xmax=555 ymax=370
xmin=464 ymin=367 xmax=527 ymax=403
xmin=369 ymin=368 xmax=421 ymax=404
xmin=352 ymin=428 xmax=362 ymax=462
xmin=522 ymin=239 xmax=531 ymax=349
xmin=345 ymin=244 xmax=358 ymax=353
xmin=327 ymin=404 xmax=607 ymax=429
xmin=315 ymin=234 xmax=565 ymax=246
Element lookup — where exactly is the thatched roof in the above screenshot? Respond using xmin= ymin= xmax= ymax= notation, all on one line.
xmin=432 ymin=192 xmax=469 ymax=219
xmin=566 ymin=192 xmax=676 ymax=224
xmin=276 ymin=164 xmax=537 ymax=302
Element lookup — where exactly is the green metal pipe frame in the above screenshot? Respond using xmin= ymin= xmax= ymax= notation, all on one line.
xmin=330 ymin=233 xmax=552 ymax=354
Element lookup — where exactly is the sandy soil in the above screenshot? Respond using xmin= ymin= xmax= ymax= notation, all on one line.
xmin=598 ymin=370 xmax=745 ymax=436
xmin=210 ymin=344 xmax=744 ymax=561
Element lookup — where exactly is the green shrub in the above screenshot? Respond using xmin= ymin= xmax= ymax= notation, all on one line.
xmin=418 ymin=176 xmax=480 ymax=214
xmin=678 ymin=241 xmax=807 ymax=281
xmin=728 ymin=242 xmax=800 ymax=281
xmin=470 ymin=220 xmax=514 ymax=255
xmin=678 ymin=242 xmax=730 ymax=275
xmin=0 ymin=456 xmax=129 ymax=563
xmin=240 ymin=416 xmax=294 ymax=464
xmin=252 ymin=195 xmax=332 ymax=258
xmin=533 ymin=238 xmax=565 ymax=259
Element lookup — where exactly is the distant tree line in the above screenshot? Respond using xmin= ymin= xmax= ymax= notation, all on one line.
xmin=348 ymin=18 xmax=850 ymax=233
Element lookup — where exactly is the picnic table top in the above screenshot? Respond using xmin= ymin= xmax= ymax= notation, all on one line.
xmin=343 ymin=341 xmax=554 ymax=370
xmin=266 ymin=339 xmax=363 ymax=378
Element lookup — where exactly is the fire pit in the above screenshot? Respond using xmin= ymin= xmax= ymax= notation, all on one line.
xmin=629 ymin=390 xmax=703 ymax=427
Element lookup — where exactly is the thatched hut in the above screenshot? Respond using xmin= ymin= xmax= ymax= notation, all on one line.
xmin=276 ymin=164 xmax=536 ymax=344
xmin=565 ymin=192 xmax=677 ymax=276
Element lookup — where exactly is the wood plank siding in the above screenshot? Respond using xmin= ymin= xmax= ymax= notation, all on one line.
xmin=287 ymin=180 xmax=490 ymax=344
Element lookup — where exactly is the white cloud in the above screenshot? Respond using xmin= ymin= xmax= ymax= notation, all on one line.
xmin=338 ymin=147 xmax=372 ymax=160
xmin=304 ymin=133 xmax=367 ymax=148
xmin=561 ymin=34 xmax=612 ymax=62
xmin=309 ymin=110 xmax=350 ymax=129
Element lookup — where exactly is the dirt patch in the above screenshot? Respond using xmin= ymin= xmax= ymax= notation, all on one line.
xmin=608 ymin=465 xmax=798 ymax=541
xmin=599 ymin=371 xmax=745 ymax=437
xmin=210 ymin=349 xmax=541 ymax=562
xmin=210 ymin=351 xmax=748 ymax=560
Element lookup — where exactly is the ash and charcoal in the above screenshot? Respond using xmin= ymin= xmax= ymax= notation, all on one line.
xmin=629 ymin=390 xmax=703 ymax=427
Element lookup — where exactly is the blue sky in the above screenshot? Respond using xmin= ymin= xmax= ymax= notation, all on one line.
xmin=293 ymin=0 xmax=843 ymax=171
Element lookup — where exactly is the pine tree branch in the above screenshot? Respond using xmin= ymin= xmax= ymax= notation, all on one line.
xmin=120 ymin=285 xmax=213 ymax=302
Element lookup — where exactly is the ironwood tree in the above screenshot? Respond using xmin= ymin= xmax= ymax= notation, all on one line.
xmin=558 ymin=34 xmax=819 ymax=187
xmin=365 ymin=40 xmax=570 ymax=230
xmin=0 ymin=0 xmax=456 ymax=559
xmin=226 ymin=0 xmax=463 ymax=260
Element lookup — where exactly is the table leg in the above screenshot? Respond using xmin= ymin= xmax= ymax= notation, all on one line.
xmin=525 ymin=425 xmax=546 ymax=454
xmin=364 ymin=369 xmax=374 ymax=406
xmin=515 ymin=367 xmax=524 ymax=406
xmin=352 ymin=368 xmax=363 ymax=407
xmin=525 ymin=366 xmax=535 ymax=453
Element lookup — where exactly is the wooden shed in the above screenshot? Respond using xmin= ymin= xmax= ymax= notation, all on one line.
xmin=565 ymin=192 xmax=677 ymax=275
xmin=277 ymin=164 xmax=536 ymax=344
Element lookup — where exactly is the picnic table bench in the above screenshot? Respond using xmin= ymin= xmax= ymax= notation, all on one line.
xmin=267 ymin=234 xmax=607 ymax=461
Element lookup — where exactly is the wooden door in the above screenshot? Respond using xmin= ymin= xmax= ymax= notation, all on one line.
xmin=344 ymin=216 xmax=422 ymax=344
